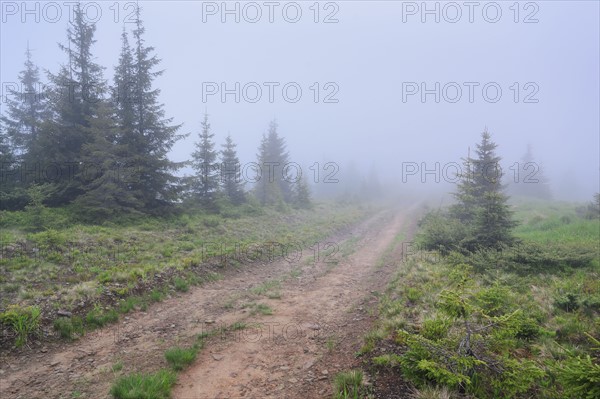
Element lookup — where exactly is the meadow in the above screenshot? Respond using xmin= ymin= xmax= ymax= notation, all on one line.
xmin=351 ymin=200 xmax=599 ymax=399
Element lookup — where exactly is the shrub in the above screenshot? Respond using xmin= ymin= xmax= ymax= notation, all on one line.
xmin=555 ymin=354 xmax=600 ymax=399
xmin=415 ymin=211 xmax=468 ymax=255
xmin=421 ymin=318 xmax=451 ymax=341
xmin=554 ymin=293 xmax=580 ymax=312
xmin=475 ymin=284 xmax=513 ymax=316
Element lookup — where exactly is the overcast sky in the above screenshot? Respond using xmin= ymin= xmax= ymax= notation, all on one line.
xmin=1 ymin=1 xmax=598 ymax=200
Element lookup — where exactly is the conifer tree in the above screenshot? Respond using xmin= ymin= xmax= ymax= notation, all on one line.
xmin=293 ymin=176 xmax=312 ymax=209
xmin=451 ymin=129 xmax=517 ymax=250
xmin=449 ymin=151 xmax=478 ymax=224
xmin=74 ymin=102 xmax=139 ymax=220
xmin=220 ymin=134 xmax=245 ymax=204
xmin=41 ymin=3 xmax=106 ymax=205
xmin=189 ymin=113 xmax=219 ymax=205
xmin=254 ymin=121 xmax=293 ymax=205
xmin=113 ymin=28 xmax=136 ymax=137
xmin=1 ymin=44 xmax=48 ymax=158
xmin=125 ymin=7 xmax=186 ymax=210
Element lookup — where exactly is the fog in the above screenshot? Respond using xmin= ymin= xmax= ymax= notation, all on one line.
xmin=2 ymin=1 xmax=598 ymax=201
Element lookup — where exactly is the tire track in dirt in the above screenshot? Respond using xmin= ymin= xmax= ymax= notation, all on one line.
xmin=1 ymin=207 xmax=414 ymax=399
xmin=172 ymin=207 xmax=415 ymax=399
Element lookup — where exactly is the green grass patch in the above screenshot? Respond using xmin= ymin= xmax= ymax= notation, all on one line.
xmin=250 ymin=279 xmax=281 ymax=297
xmin=369 ymin=200 xmax=600 ymax=399
xmin=164 ymin=344 xmax=199 ymax=371
xmin=333 ymin=370 xmax=364 ymax=399
xmin=110 ymin=369 xmax=176 ymax=399
xmin=173 ymin=277 xmax=189 ymax=292
xmin=0 ymin=305 xmax=41 ymax=347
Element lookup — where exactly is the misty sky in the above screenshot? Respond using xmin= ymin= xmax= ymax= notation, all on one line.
xmin=1 ymin=1 xmax=599 ymax=200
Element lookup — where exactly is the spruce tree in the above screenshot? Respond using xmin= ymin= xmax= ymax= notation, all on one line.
xmin=113 ymin=28 xmax=136 ymax=137
xmin=125 ymin=7 xmax=185 ymax=210
xmin=42 ymin=4 xmax=105 ymax=205
xmin=1 ymin=43 xmax=48 ymax=158
xmin=255 ymin=133 xmax=274 ymax=205
xmin=254 ymin=121 xmax=293 ymax=205
xmin=451 ymin=130 xmax=517 ymax=250
xmin=293 ymin=176 xmax=312 ymax=209
xmin=73 ymin=102 xmax=140 ymax=220
xmin=471 ymin=130 xmax=503 ymax=198
xmin=220 ymin=134 xmax=246 ymax=204
xmin=449 ymin=151 xmax=478 ymax=224
xmin=189 ymin=113 xmax=219 ymax=205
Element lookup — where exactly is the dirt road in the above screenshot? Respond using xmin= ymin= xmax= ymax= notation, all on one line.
xmin=1 ymin=206 xmax=417 ymax=399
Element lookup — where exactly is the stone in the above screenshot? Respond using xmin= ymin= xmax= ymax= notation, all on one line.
xmin=57 ymin=310 xmax=72 ymax=318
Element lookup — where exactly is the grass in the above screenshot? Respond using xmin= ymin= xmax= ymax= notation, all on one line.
xmin=0 ymin=305 xmax=41 ymax=347
xmin=250 ymin=279 xmax=281 ymax=297
xmin=365 ymin=200 xmax=599 ymax=399
xmin=53 ymin=316 xmax=84 ymax=340
xmin=241 ymin=302 xmax=274 ymax=316
xmin=255 ymin=303 xmax=273 ymax=315
xmin=110 ymin=369 xmax=176 ymax=399
xmin=85 ymin=307 xmax=119 ymax=328
xmin=173 ymin=277 xmax=189 ymax=292
xmin=1 ymin=202 xmax=370 ymax=347
xmin=230 ymin=321 xmax=247 ymax=331
xmin=289 ymin=267 xmax=303 ymax=278
xmin=112 ymin=361 xmax=124 ymax=372
xmin=333 ymin=370 xmax=364 ymax=399
xmin=358 ymin=328 xmax=386 ymax=355
xmin=326 ymin=336 xmax=337 ymax=352
xmin=164 ymin=344 xmax=200 ymax=371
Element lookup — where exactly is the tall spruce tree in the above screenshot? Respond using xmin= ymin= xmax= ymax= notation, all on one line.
xmin=42 ymin=4 xmax=105 ymax=205
xmin=254 ymin=121 xmax=293 ymax=205
xmin=220 ymin=134 xmax=246 ymax=204
xmin=189 ymin=113 xmax=219 ymax=205
xmin=451 ymin=130 xmax=517 ymax=250
xmin=124 ymin=7 xmax=185 ymax=211
xmin=1 ymin=43 xmax=48 ymax=159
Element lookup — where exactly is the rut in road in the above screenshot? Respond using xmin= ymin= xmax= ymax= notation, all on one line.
xmin=173 ymin=208 xmax=411 ymax=399
xmin=1 ymin=207 xmax=414 ymax=399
